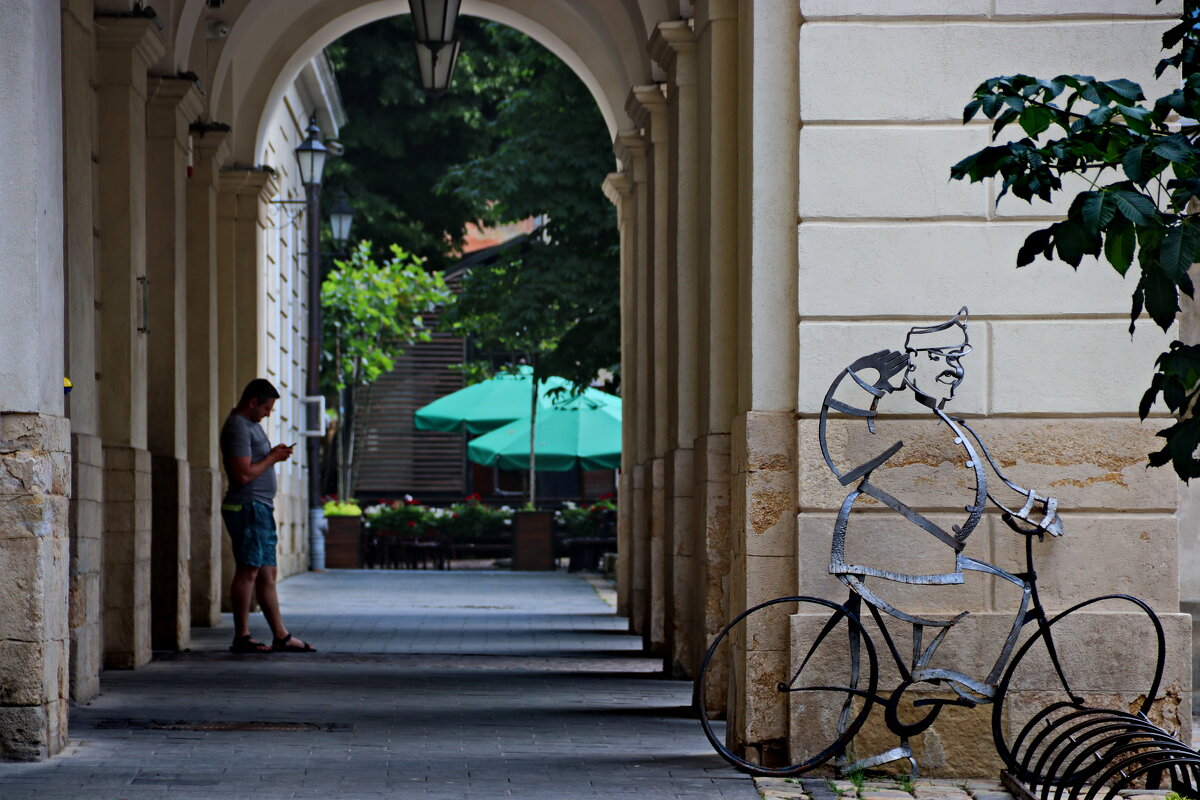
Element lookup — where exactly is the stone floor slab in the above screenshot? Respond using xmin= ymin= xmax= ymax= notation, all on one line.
xmin=0 ymin=570 xmax=757 ymax=799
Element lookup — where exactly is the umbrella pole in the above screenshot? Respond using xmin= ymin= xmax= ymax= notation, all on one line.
xmin=528 ymin=376 xmax=537 ymax=508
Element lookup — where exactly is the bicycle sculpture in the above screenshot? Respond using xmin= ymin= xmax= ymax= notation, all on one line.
xmin=695 ymin=308 xmax=1199 ymax=800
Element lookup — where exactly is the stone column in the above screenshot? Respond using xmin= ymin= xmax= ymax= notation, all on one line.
xmin=215 ymin=167 xmax=273 ymax=607
xmin=692 ymin=0 xmax=739 ymax=668
xmin=615 ymin=132 xmax=650 ymax=636
xmin=61 ymin=0 xmax=102 ymax=704
xmin=0 ymin=0 xmax=70 ymax=762
xmin=603 ymin=171 xmax=635 ymax=616
xmin=716 ymin=0 xmax=802 ymax=762
xmin=628 ymin=85 xmax=669 ymax=656
xmin=145 ymin=77 xmax=203 ymax=651
xmin=95 ymin=15 xmax=165 ymax=671
xmin=186 ymin=128 xmax=229 ymax=628
xmin=651 ymin=19 xmax=701 ymax=679
xmin=234 ymin=173 xmax=273 ymax=391
xmin=731 ymin=0 xmax=799 ymax=609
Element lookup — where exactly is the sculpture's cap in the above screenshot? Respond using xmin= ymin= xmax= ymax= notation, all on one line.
xmin=905 ymin=306 xmax=971 ymax=355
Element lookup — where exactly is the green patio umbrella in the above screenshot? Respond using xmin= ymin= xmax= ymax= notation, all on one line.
xmin=466 ymin=392 xmax=622 ymax=472
xmin=413 ymin=365 xmax=578 ymax=434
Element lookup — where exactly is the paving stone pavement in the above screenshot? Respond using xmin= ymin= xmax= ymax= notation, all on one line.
xmin=0 ymin=570 xmax=759 ymax=799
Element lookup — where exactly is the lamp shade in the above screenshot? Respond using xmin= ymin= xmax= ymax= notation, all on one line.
xmin=294 ymin=117 xmax=328 ymax=187
xmin=329 ymin=191 xmax=354 ymax=244
xmin=410 ymin=0 xmax=461 ymax=44
xmin=413 ymin=39 xmax=461 ymax=96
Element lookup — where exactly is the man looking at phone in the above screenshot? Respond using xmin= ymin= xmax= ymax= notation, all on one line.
xmin=220 ymin=378 xmax=316 ymax=653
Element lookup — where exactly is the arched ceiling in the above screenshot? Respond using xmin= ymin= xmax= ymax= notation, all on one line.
xmin=166 ymin=0 xmax=672 ymax=166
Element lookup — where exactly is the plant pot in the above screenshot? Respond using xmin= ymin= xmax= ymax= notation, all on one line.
xmin=512 ymin=511 xmax=555 ymax=571
xmin=325 ymin=516 xmax=363 ymax=569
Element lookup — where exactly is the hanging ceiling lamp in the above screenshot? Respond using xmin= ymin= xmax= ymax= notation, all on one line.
xmin=410 ymin=0 xmax=462 ymax=98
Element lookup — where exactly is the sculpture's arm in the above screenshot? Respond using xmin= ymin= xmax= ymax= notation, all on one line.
xmin=820 ymin=351 xmax=910 ymax=483
xmin=952 ymin=417 xmax=1063 ymax=537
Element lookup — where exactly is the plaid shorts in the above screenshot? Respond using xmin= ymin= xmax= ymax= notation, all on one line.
xmin=220 ymin=501 xmax=278 ymax=567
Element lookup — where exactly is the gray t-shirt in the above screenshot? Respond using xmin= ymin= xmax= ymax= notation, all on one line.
xmin=220 ymin=411 xmax=277 ymax=507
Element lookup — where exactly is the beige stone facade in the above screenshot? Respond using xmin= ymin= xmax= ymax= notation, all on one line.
xmin=0 ymin=0 xmax=1191 ymax=773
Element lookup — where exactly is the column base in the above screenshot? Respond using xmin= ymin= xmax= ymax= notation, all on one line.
xmin=0 ymin=413 xmax=71 ymax=760
xmin=69 ymin=432 xmax=103 ymax=702
xmin=189 ymin=465 xmax=221 ymax=627
xmin=648 ymin=457 xmax=667 ymax=656
xmin=151 ymin=456 xmax=190 ymax=650
xmin=103 ymin=444 xmax=153 ymax=669
xmin=665 ymin=447 xmax=695 ymax=679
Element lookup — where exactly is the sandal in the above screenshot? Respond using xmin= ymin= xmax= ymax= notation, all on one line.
xmin=271 ymin=633 xmax=316 ymax=653
xmin=229 ymin=634 xmax=271 ymax=654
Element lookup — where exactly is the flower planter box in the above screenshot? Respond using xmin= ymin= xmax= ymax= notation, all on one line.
xmin=512 ymin=511 xmax=556 ymax=571
xmin=325 ymin=516 xmax=363 ymax=569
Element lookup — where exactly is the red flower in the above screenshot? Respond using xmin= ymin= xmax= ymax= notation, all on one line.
xmin=407 ymin=521 xmax=416 ymax=527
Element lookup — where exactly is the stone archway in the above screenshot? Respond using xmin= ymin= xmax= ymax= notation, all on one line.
xmin=1 ymin=0 xmax=1190 ymax=773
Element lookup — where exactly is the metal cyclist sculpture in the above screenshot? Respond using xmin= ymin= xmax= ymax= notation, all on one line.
xmin=696 ymin=308 xmax=1186 ymax=800
xmin=823 ymin=307 xmax=1060 ymax=706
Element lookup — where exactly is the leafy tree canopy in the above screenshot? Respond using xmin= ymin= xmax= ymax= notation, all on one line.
xmin=321 ymin=240 xmax=453 ymax=497
xmin=321 ymin=240 xmax=452 ymax=394
xmin=325 ymin=17 xmax=619 ymax=391
xmin=950 ymin=0 xmax=1200 ymax=479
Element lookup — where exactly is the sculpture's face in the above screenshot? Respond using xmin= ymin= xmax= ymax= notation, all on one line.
xmin=905 ymin=346 xmax=969 ymax=406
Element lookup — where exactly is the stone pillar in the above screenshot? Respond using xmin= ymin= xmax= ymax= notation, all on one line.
xmin=715 ymin=0 xmax=802 ymax=761
xmin=731 ymin=0 xmax=799 ymax=608
xmin=693 ymin=0 xmax=739 ymax=660
xmin=603 ymin=171 xmax=635 ymax=616
xmin=615 ymin=132 xmax=650 ymax=636
xmin=0 ymin=0 xmax=69 ymax=761
xmin=234 ymin=173 xmax=273 ymax=391
xmin=215 ymin=168 xmax=273 ymax=608
xmin=145 ymin=77 xmax=203 ymax=651
xmin=628 ymin=85 xmax=669 ymax=656
xmin=61 ymin=0 xmax=103 ymax=703
xmin=95 ymin=15 xmax=165 ymax=671
xmin=186 ymin=128 xmax=229 ymax=628
xmin=651 ymin=19 xmax=701 ymax=679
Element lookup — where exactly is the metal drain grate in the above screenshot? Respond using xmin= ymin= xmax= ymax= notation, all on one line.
xmin=97 ymin=719 xmax=353 ymax=732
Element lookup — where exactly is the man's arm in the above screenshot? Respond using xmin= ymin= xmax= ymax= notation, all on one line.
xmin=226 ymin=445 xmax=293 ymax=485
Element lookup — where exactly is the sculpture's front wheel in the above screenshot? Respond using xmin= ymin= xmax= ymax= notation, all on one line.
xmin=695 ymin=595 xmax=879 ymax=775
xmin=991 ymin=594 xmax=1167 ymax=783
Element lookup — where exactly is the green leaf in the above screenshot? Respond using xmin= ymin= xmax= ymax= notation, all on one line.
xmin=1053 ymin=220 xmax=1099 ymax=268
xmin=1112 ymin=190 xmax=1160 ymax=226
xmin=1104 ymin=223 xmax=1135 ymax=276
xmin=1116 ymin=104 xmax=1155 ymax=135
xmin=963 ymin=98 xmax=982 ymax=124
xmin=981 ymin=93 xmax=1005 ymax=117
xmin=1079 ymin=192 xmax=1115 ymax=234
xmin=1160 ymin=223 xmax=1200 ymax=281
xmin=1102 ymin=78 xmax=1145 ymax=102
xmin=1122 ymin=144 xmax=1147 ymax=183
xmin=1017 ymin=227 xmax=1054 ymax=267
xmin=1143 ymin=264 xmax=1180 ymax=330
xmin=1018 ymin=105 xmax=1053 ymax=137
xmin=1152 ymin=134 xmax=1196 ymax=164
xmin=1140 ymin=372 xmax=1164 ymax=420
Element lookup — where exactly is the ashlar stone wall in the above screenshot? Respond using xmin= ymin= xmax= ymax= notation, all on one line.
xmin=785 ymin=0 xmax=1190 ymax=776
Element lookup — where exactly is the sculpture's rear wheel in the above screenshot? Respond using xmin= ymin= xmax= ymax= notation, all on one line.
xmin=991 ymin=594 xmax=1167 ymax=785
xmin=695 ymin=595 xmax=878 ymax=775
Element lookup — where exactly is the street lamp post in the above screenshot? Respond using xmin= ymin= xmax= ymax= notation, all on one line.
xmin=296 ymin=116 xmax=330 ymax=571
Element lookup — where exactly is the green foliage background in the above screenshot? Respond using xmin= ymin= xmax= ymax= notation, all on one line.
xmin=325 ymin=18 xmax=619 ymax=389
